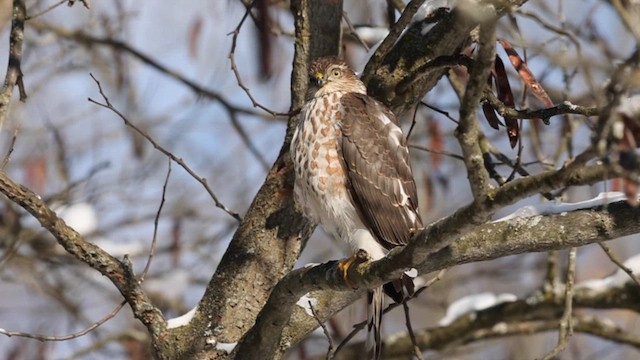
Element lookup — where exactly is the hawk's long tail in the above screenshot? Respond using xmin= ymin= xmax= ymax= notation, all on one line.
xmin=366 ymin=286 xmax=383 ymax=360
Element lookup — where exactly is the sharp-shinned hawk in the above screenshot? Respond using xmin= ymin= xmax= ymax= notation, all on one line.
xmin=291 ymin=56 xmax=423 ymax=359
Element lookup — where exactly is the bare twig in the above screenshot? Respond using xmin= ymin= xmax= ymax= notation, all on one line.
xmin=516 ymin=9 xmax=598 ymax=104
xmin=1 ymin=124 xmax=20 ymax=169
xmin=602 ymin=0 xmax=640 ymax=45
xmin=478 ymin=133 xmax=555 ymax=200
xmin=0 ymin=301 xmax=126 ymax=341
xmin=43 ymin=161 xmax=110 ymax=205
xmin=67 ymin=0 xmax=90 ymax=9
xmin=0 ymin=0 xmax=27 ymax=131
xmin=402 ymin=301 xmax=425 ymax=360
xmin=26 ymin=0 xmax=67 ymax=20
xmin=141 ymin=160 xmax=172 ymax=281
xmin=342 ymin=11 xmax=370 ymax=51
xmin=326 ymin=274 xmax=639 ymax=359
xmin=541 ymin=247 xmax=576 ymax=360
xmin=361 ymin=0 xmax=427 ymax=83
xmin=228 ymin=114 xmax=270 ymax=171
xmin=543 ymin=250 xmax=561 ymax=295
xmin=424 ymin=104 xmax=460 ymax=126
xmin=453 ymin=315 xmax=640 ymax=353
xmin=483 ymin=90 xmax=598 ymax=120
xmin=224 ymin=2 xmax=283 ymax=170
xmin=60 ymin=329 xmax=148 ymax=360
xmin=88 ymin=74 xmax=242 ymax=221
xmin=29 ymin=21 xmax=275 ymax=119
xmin=409 ymin=143 xmax=464 ymax=161
xmin=228 ymin=1 xmax=289 ymax=117
xmin=598 ymin=242 xmax=640 ymax=288
xmin=0 ymin=169 xmax=165 ymax=341
xmin=332 ymin=270 xmax=446 ymax=357
xmin=308 ymin=300 xmax=335 ymax=360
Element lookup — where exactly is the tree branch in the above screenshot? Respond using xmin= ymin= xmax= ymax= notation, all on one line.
xmin=239 ymin=170 xmax=638 ymax=360
xmin=0 ymin=171 xmax=166 ymax=350
xmin=28 ymin=20 xmax=273 ymax=118
xmin=333 ymin=297 xmax=640 ymax=359
xmin=276 ymin=199 xmax=640 ymax=358
xmin=361 ymin=0 xmax=427 ymax=85
xmin=0 ymin=0 xmax=27 ymax=131
xmin=185 ymin=1 xmax=344 ymax=359
xmin=456 ymin=16 xmax=496 ymax=201
xmin=88 ymin=75 xmax=242 ymax=222
xmin=483 ymin=89 xmax=598 ymax=120
xmin=362 ymin=0 xmax=529 ymax=115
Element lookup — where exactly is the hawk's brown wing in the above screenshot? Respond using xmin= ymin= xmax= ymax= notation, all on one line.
xmin=340 ymin=93 xmax=423 ymax=250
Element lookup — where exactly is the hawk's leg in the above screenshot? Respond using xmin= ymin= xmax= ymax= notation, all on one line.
xmin=338 ymin=249 xmax=371 ymax=289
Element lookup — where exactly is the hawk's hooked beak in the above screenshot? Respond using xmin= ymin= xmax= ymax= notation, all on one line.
xmin=310 ymin=72 xmax=325 ymax=87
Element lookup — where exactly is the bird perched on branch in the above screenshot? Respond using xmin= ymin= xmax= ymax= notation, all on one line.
xmin=291 ymin=56 xmax=423 ymax=359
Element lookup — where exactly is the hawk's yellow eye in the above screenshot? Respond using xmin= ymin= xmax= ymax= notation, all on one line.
xmin=331 ymin=68 xmax=342 ymax=77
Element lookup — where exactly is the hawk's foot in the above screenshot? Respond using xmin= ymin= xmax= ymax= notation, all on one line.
xmin=338 ymin=249 xmax=371 ymax=289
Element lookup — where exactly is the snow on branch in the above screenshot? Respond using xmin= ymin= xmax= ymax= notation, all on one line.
xmin=494 ymin=192 xmax=628 ymax=223
xmin=439 ymin=292 xmax=517 ymax=326
xmin=576 ymin=254 xmax=640 ymax=293
xmin=167 ymin=306 xmax=198 ymax=329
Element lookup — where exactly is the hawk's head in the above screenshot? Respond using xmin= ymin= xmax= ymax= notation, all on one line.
xmin=307 ymin=57 xmax=366 ymax=98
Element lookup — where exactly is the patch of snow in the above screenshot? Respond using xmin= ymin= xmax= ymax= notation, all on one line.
xmin=358 ymin=0 xmax=455 ymax=73
xmin=54 ymin=202 xmax=98 ymax=235
xmin=576 ymin=254 xmax=640 ymax=292
xmin=439 ymin=292 xmax=517 ymax=326
xmin=216 ymin=342 xmax=237 ymax=354
xmin=166 ymin=306 xmax=197 ymax=329
xmin=296 ymin=293 xmax=318 ymax=317
xmin=494 ymin=205 xmax=542 ymax=222
xmin=405 ymin=268 xmax=418 ymax=277
xmin=492 ymin=322 xmax=508 ymax=334
xmin=617 ymin=94 xmax=640 ymax=116
xmin=415 ymin=0 xmax=454 ymax=22
xmin=624 ymin=254 xmax=640 ymax=273
xmin=612 ymin=120 xmax=625 ymax=139
xmin=494 ymin=192 xmax=627 ymax=223
xmin=563 ymin=100 xmax=579 ymax=111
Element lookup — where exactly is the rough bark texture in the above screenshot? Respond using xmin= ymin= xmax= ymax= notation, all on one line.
xmin=332 ymin=282 xmax=640 ymax=359
xmin=249 ymin=197 xmax=640 ymax=359
xmin=190 ymin=1 xmax=344 ymax=359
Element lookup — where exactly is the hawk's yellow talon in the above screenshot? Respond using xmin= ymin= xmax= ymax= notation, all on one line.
xmin=338 ymin=254 xmax=358 ymax=289
xmin=338 ymin=250 xmax=370 ymax=289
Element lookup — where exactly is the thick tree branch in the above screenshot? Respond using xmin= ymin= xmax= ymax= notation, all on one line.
xmin=275 ymin=198 xmax=640 ymax=358
xmin=184 ymin=1 xmax=344 ymax=359
xmin=389 ymin=149 xmax=604 ymax=274
xmin=239 ymin=155 xmax=632 ymax=359
xmin=456 ymin=17 xmax=496 ymax=201
xmin=361 ymin=0 xmax=427 ymax=84
xmin=232 ymin=0 xmax=630 ymax=351
xmin=362 ymin=0 xmax=529 ymax=115
xmin=0 ymin=171 xmax=166 ymax=351
xmin=333 ymin=288 xmax=640 ymax=359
